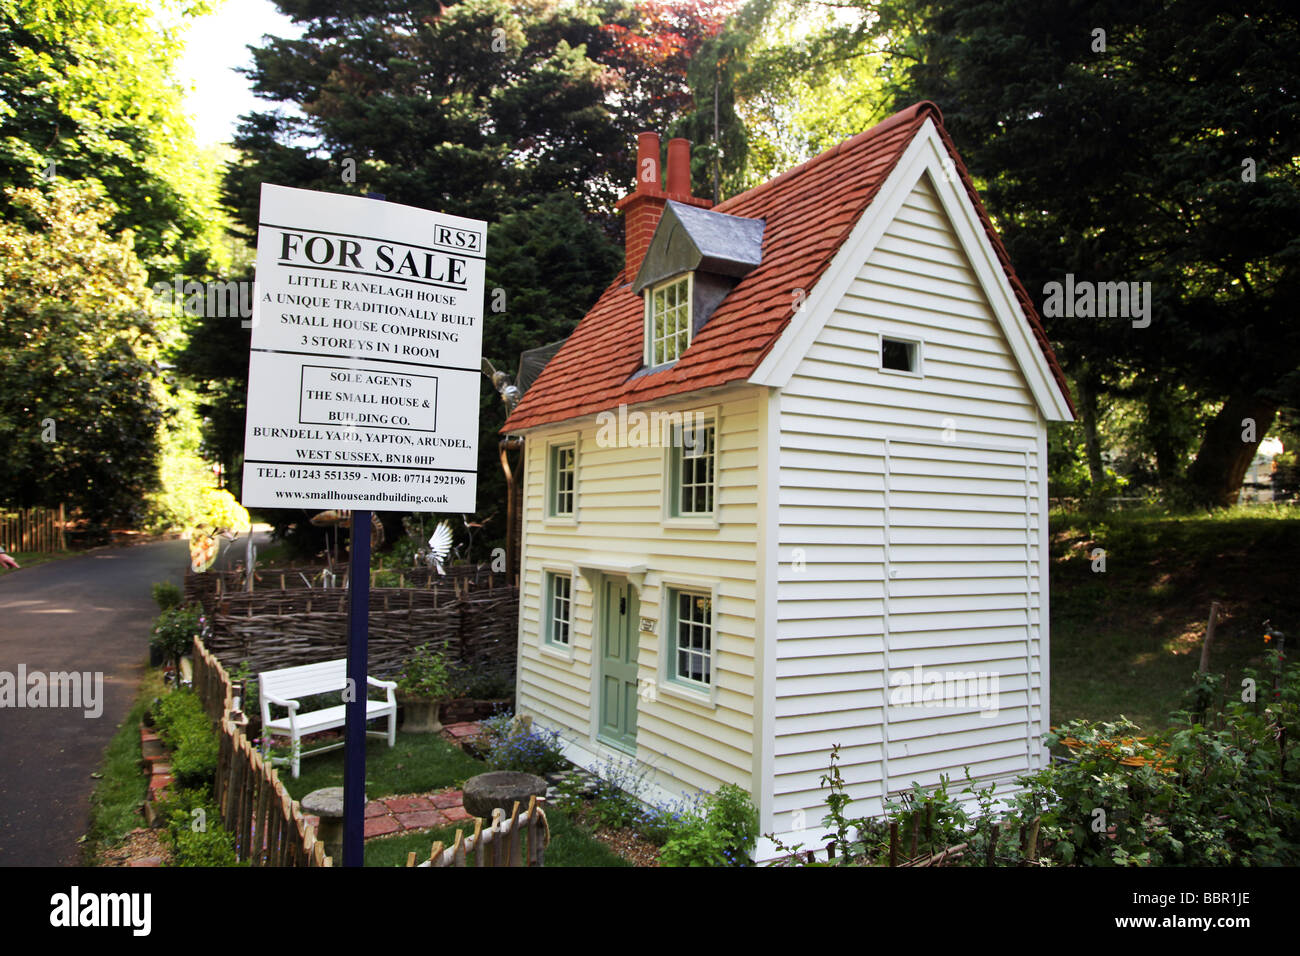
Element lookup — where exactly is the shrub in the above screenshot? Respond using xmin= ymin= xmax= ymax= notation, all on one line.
xmin=481 ymin=712 xmax=568 ymax=775
xmin=881 ymin=774 xmax=978 ymax=862
xmin=385 ymin=521 xmax=426 ymax=569
xmin=395 ymin=643 xmax=453 ymax=700
xmin=1020 ymin=650 xmax=1300 ymax=867
xmin=151 ymin=581 xmax=182 ymax=611
xmin=706 ymin=783 xmax=760 ymax=861
xmin=373 ymin=569 xmax=403 ymax=588
xmin=579 ymin=754 xmax=651 ymax=829
xmin=153 ymin=689 xmax=218 ymax=789
xmin=229 ymin=662 xmax=260 ymax=727
xmin=630 ymin=792 xmax=707 ymax=846
xmin=659 ymin=784 xmax=759 ymax=866
xmin=159 ymin=789 xmax=240 ymax=867
xmin=766 ymin=640 xmax=1300 ymax=867
xmin=150 ymin=605 xmax=205 ymax=668
xmin=658 ymin=814 xmax=730 ymax=866
xmin=171 ymin=825 xmax=240 ymax=866
xmin=448 ymin=664 xmax=514 ymax=700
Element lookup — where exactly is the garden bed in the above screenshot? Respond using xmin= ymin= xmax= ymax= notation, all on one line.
xmin=99 ymin=828 xmax=172 ymax=867
xmin=564 ymin=804 xmax=660 ymax=867
xmin=439 ymin=697 xmax=510 ymax=724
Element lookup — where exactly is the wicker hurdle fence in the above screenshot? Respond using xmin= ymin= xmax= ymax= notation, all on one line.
xmin=192 ymin=637 xmax=331 ymax=867
xmin=185 ymin=564 xmax=504 ymax=614
xmin=195 ymin=573 xmax=518 ymax=686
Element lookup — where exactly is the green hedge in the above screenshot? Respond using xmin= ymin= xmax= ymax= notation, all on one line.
xmin=152 ymin=689 xmax=218 ymax=790
xmin=156 ymin=788 xmax=241 ymax=867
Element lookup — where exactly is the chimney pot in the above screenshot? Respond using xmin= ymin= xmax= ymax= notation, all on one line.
xmin=636 ymin=131 xmax=661 ymax=194
xmin=666 ymin=138 xmax=691 ymax=198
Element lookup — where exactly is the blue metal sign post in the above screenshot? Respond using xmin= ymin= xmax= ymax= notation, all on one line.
xmin=343 ymin=508 xmax=371 ymax=867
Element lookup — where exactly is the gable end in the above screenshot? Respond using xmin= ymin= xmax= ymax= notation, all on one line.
xmin=749 ymin=118 xmax=1073 ymax=423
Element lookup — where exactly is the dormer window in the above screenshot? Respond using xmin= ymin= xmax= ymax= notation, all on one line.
xmin=645 ymin=274 xmax=692 ymax=366
xmin=632 ymin=201 xmax=764 ymax=373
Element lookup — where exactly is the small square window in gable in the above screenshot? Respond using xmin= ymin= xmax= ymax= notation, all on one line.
xmin=881 ymin=336 xmax=921 ymax=374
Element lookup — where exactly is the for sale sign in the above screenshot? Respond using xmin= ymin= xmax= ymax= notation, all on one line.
xmin=241 ymin=184 xmax=485 ymax=512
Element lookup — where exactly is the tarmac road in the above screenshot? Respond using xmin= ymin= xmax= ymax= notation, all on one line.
xmin=0 ymin=532 xmax=268 ymax=866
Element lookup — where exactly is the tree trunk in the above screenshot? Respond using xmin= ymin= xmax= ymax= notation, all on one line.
xmin=1076 ymin=375 xmax=1106 ymax=493
xmin=1144 ymin=380 xmax=1180 ymax=489
xmin=1185 ymin=393 xmax=1277 ymax=508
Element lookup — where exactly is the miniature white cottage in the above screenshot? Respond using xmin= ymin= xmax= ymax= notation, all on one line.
xmin=501 ymin=102 xmax=1074 ymax=858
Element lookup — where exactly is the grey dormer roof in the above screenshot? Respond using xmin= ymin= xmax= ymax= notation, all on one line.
xmin=632 ymin=200 xmax=765 ymax=294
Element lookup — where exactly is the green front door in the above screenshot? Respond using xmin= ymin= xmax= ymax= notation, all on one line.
xmin=597 ymin=576 xmax=639 ymax=753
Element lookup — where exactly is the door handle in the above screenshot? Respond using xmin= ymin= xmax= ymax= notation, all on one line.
xmin=620 ymin=596 xmax=627 ymax=615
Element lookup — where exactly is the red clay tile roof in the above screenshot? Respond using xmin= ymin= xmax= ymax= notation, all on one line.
xmin=502 ymin=102 xmax=1073 ymax=432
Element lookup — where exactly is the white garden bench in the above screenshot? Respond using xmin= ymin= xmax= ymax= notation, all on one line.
xmin=258 ymin=659 xmax=397 ymax=778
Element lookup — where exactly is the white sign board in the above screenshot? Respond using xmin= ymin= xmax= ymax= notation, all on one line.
xmin=241 ymin=184 xmax=485 ymax=512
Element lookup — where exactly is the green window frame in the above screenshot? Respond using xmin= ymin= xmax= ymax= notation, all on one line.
xmin=669 ymin=419 xmax=715 ymax=516
xmin=548 ymin=442 xmax=575 ymax=517
xmin=645 ymin=275 xmax=691 ymax=366
xmin=545 ymin=572 xmax=572 ymax=646
xmin=669 ymin=588 xmax=713 ymax=686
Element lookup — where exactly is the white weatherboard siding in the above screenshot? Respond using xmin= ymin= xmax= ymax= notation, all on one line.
xmin=767 ymin=172 xmax=1045 ymax=844
xmin=516 ymin=388 xmax=763 ymax=801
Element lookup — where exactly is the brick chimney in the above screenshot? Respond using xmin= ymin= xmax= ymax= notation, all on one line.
xmin=614 ymin=132 xmax=712 ymax=280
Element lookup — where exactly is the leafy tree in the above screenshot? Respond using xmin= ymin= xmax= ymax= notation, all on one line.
xmin=484 ymin=193 xmax=622 ymax=368
xmin=597 ymin=0 xmax=742 ymax=199
xmin=670 ymin=5 xmax=753 ymax=201
xmin=679 ymin=0 xmax=914 ymax=190
xmin=0 ymin=0 xmax=230 ymax=281
xmin=773 ymin=0 xmax=1300 ymax=506
xmin=0 ymin=180 xmax=168 ymax=528
xmin=1 ymin=1 xmax=251 ymax=533
xmin=474 ymin=193 xmax=622 ymax=545
xmin=224 ymin=0 xmax=632 ymax=236
xmin=878 ymin=0 xmax=1300 ymax=506
xmin=168 ymin=264 xmax=254 ymax=496
xmin=220 ymin=1 xmax=659 ymax=554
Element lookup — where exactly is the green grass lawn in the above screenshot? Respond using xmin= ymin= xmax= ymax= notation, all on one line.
xmin=85 ymin=669 xmax=165 ymax=862
xmin=364 ymin=805 xmax=630 ymax=867
xmin=1050 ymin=506 xmax=1300 ymax=731
xmin=272 ymin=730 xmax=631 ymax=866
xmin=275 ymin=731 xmax=485 ymax=802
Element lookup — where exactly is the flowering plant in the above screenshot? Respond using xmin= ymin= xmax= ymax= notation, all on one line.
xmin=481 ymin=712 xmax=568 ymax=775
xmin=395 ymin=643 xmax=453 ymax=700
xmin=151 ymin=604 xmax=206 ymax=668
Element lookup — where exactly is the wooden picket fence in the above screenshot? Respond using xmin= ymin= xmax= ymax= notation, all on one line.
xmin=192 ymin=637 xmax=331 ymax=867
xmin=0 ymin=505 xmax=66 ymax=553
xmin=410 ymin=796 xmax=549 ymax=868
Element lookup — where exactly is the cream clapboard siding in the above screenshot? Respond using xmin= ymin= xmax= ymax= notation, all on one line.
xmin=771 ymin=172 xmax=1045 ymax=828
xmin=517 ymin=388 xmax=762 ymax=797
